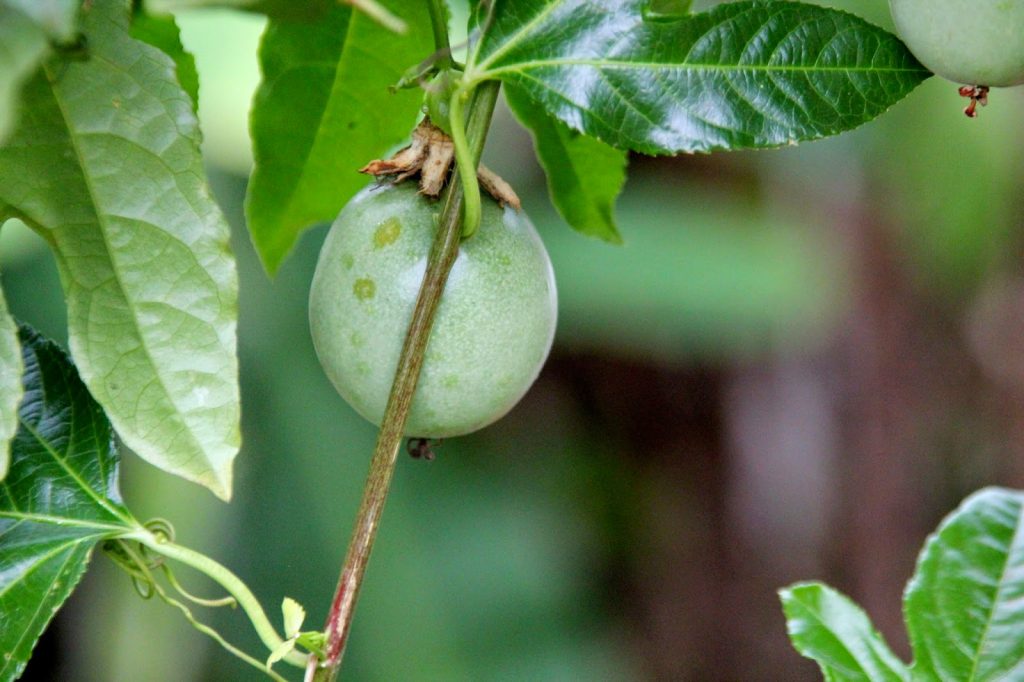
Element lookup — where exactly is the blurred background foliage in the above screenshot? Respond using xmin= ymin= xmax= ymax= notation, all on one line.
xmin=5 ymin=0 xmax=1024 ymax=679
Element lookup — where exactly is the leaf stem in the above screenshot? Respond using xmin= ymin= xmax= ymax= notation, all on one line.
xmin=449 ymin=86 xmax=481 ymax=237
xmin=306 ymin=79 xmax=501 ymax=682
xmin=115 ymin=539 xmax=289 ymax=682
xmin=427 ymin=0 xmax=454 ymax=69
xmin=129 ymin=529 xmax=307 ymax=668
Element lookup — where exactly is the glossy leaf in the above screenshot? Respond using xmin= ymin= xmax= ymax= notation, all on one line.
xmin=505 ymin=84 xmax=626 ymax=243
xmin=0 ymin=0 xmax=241 ymax=499
xmin=905 ymin=488 xmax=1024 ymax=681
xmin=780 ymin=582 xmax=908 ymax=682
xmin=0 ymin=326 xmax=135 ymax=682
xmin=468 ymin=0 xmax=931 ymax=154
xmin=0 ymin=282 xmax=20 ymax=479
xmin=0 ymin=1 xmax=74 ymax=145
xmin=130 ymin=10 xmax=200 ymax=112
xmin=244 ymin=0 xmax=431 ymax=273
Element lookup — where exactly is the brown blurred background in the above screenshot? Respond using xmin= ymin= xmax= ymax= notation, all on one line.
xmin=6 ymin=1 xmax=1024 ymax=679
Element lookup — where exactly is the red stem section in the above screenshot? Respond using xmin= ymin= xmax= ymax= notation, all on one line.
xmin=306 ymin=81 xmax=500 ymax=682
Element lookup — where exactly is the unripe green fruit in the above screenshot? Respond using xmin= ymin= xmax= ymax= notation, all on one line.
xmin=889 ymin=0 xmax=1024 ymax=87
xmin=309 ymin=183 xmax=557 ymax=438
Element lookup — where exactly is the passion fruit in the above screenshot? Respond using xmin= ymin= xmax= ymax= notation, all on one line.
xmin=889 ymin=0 xmax=1024 ymax=87
xmin=309 ymin=183 xmax=557 ymax=438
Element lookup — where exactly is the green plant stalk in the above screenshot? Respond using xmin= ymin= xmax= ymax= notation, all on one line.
xmin=127 ymin=529 xmax=307 ymax=668
xmin=115 ymin=538 xmax=290 ymax=682
xmin=427 ymin=0 xmax=454 ymax=69
xmin=449 ymin=87 xmax=480 ymax=237
xmin=306 ymin=80 xmax=501 ymax=682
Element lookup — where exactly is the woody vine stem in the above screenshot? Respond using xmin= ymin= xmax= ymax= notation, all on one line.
xmin=305 ymin=10 xmax=498 ymax=682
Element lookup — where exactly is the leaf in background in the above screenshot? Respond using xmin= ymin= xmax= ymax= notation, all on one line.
xmin=905 ymin=488 xmax=1024 ymax=681
xmin=245 ymin=0 xmax=431 ymax=274
xmin=147 ymin=0 xmax=333 ymax=21
xmin=130 ymin=10 xmax=200 ymax=112
xmin=505 ymin=84 xmax=626 ymax=243
xmin=3 ymin=0 xmax=79 ymax=40
xmin=468 ymin=0 xmax=930 ymax=154
xmin=0 ymin=0 xmax=241 ymax=499
xmin=0 ymin=0 xmax=80 ymax=144
xmin=780 ymin=582 xmax=909 ymax=682
xmin=0 ymin=282 xmax=20 ymax=479
xmin=0 ymin=325 xmax=136 ymax=682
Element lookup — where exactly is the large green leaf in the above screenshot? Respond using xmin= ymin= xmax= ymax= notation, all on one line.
xmin=504 ymin=84 xmax=626 ymax=243
xmin=244 ymin=0 xmax=431 ymax=274
xmin=0 ymin=282 xmax=20 ymax=479
xmin=0 ymin=326 xmax=135 ymax=682
xmin=467 ymin=0 xmax=931 ymax=154
xmin=0 ymin=0 xmax=241 ymax=499
xmin=0 ymin=0 xmax=79 ymax=145
xmin=130 ymin=9 xmax=199 ymax=112
xmin=905 ymin=488 xmax=1024 ymax=681
xmin=780 ymin=582 xmax=909 ymax=682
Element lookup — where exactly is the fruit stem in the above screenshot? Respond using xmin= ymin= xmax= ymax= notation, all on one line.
xmin=306 ymin=79 xmax=501 ymax=682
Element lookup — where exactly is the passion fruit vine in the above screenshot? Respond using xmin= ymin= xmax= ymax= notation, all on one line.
xmin=309 ymin=183 xmax=557 ymax=438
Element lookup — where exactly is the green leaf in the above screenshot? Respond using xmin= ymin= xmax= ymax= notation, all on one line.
xmin=504 ymin=84 xmax=626 ymax=243
xmin=281 ymin=596 xmax=305 ymax=637
xmin=780 ymin=582 xmax=909 ymax=682
xmin=245 ymin=0 xmax=432 ymax=274
xmin=905 ymin=488 xmax=1024 ymax=681
xmin=130 ymin=9 xmax=199 ymax=112
xmin=643 ymin=0 xmax=692 ymax=20
xmin=0 ymin=282 xmax=21 ymax=479
xmin=0 ymin=325 xmax=136 ymax=682
xmin=265 ymin=637 xmax=297 ymax=669
xmin=467 ymin=0 xmax=931 ymax=154
xmin=147 ymin=0 xmax=333 ymax=21
xmin=0 ymin=0 xmax=241 ymax=499
xmin=0 ymin=0 xmax=78 ymax=145
xmin=3 ymin=0 xmax=80 ymax=41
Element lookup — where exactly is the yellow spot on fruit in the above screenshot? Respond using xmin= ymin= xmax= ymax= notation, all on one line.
xmin=353 ymin=278 xmax=376 ymax=300
xmin=373 ymin=217 xmax=401 ymax=248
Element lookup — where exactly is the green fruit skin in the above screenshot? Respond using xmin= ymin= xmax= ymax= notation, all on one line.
xmin=890 ymin=0 xmax=1024 ymax=87
xmin=309 ymin=183 xmax=557 ymax=438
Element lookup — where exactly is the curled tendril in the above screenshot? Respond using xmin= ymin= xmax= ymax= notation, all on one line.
xmin=144 ymin=517 xmax=176 ymax=542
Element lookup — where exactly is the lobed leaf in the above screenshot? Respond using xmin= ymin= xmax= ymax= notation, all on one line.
xmin=504 ymin=84 xmax=626 ymax=243
xmin=0 ymin=282 xmax=20 ymax=479
xmin=780 ymin=582 xmax=909 ymax=682
xmin=0 ymin=0 xmax=241 ymax=499
xmin=0 ymin=326 xmax=136 ymax=682
xmin=245 ymin=0 xmax=432 ymax=274
xmin=905 ymin=488 xmax=1024 ymax=681
xmin=468 ymin=0 xmax=931 ymax=154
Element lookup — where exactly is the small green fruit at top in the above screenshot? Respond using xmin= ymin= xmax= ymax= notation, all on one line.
xmin=889 ymin=0 xmax=1024 ymax=87
xmin=309 ymin=183 xmax=557 ymax=438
